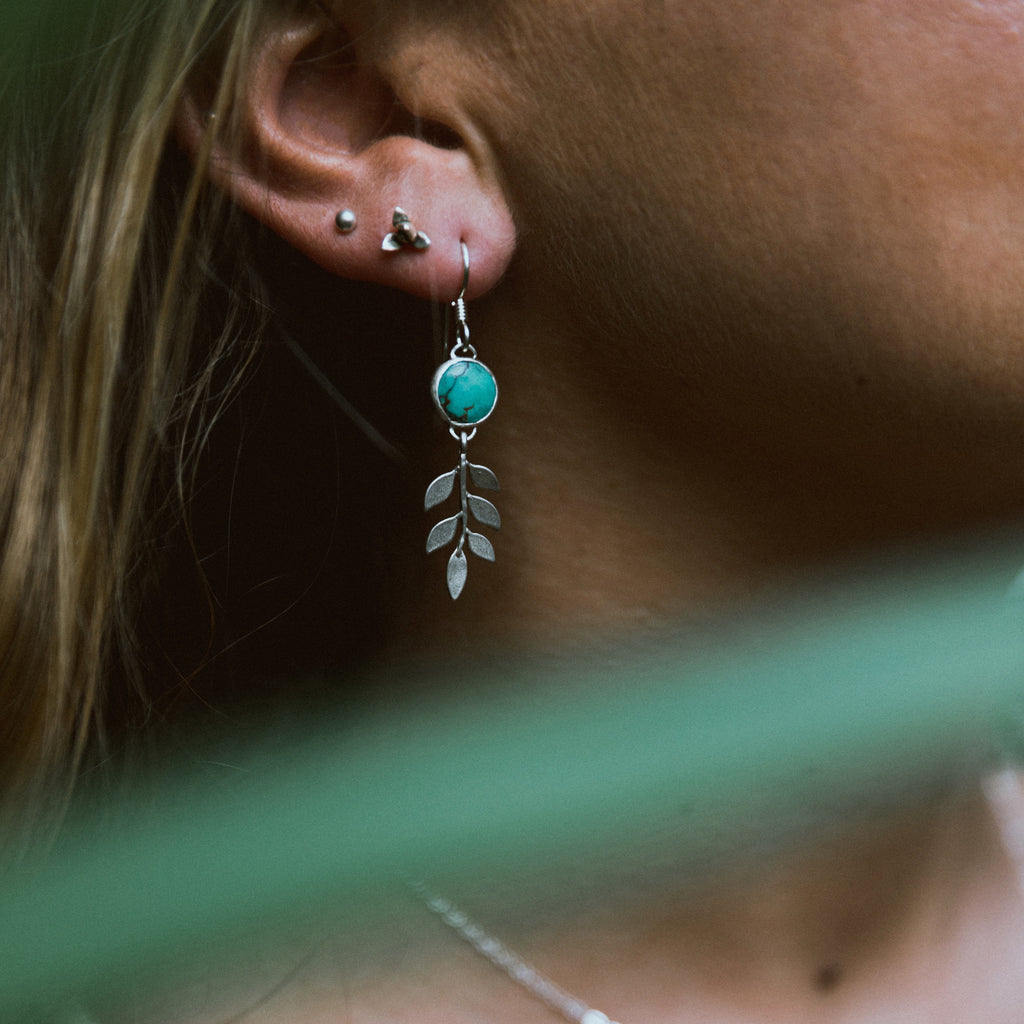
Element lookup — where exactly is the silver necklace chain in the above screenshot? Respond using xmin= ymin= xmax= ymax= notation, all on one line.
xmin=416 ymin=886 xmax=623 ymax=1024
xmin=65 ymin=774 xmax=1024 ymax=1024
xmin=418 ymin=771 xmax=1024 ymax=1024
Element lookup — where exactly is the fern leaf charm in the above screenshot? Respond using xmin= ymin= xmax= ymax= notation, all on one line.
xmin=425 ymin=436 xmax=500 ymax=599
xmin=425 ymin=242 xmax=500 ymax=599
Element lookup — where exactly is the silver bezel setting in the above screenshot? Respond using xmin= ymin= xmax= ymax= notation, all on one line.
xmin=431 ymin=356 xmax=499 ymax=428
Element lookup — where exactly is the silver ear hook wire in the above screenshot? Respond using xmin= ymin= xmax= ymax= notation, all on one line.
xmin=458 ymin=239 xmax=470 ymax=298
xmin=449 ymin=241 xmax=474 ymax=359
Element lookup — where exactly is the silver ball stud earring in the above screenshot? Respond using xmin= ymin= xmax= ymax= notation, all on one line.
xmin=382 ymin=207 xmax=431 ymax=251
xmin=335 ymin=209 xmax=357 ymax=233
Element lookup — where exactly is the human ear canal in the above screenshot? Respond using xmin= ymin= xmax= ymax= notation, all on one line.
xmin=176 ymin=3 xmax=514 ymax=301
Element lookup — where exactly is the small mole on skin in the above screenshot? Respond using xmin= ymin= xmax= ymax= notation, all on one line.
xmin=814 ymin=961 xmax=843 ymax=993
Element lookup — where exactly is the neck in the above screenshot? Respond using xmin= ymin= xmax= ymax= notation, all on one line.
xmin=375 ymin=286 xmax=1024 ymax=1022
xmin=400 ymin=285 xmax=1024 ymax=656
xmin=304 ymin=777 xmax=1024 ymax=1024
xmin=514 ymin=780 xmax=1023 ymax=1022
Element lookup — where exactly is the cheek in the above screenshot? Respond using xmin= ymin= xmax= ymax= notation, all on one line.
xmin=494 ymin=2 xmax=1024 ymax=297
xmin=448 ymin=0 xmax=1024 ymax=429
xmin=754 ymin=3 xmax=1024 ymax=367
xmin=477 ymin=1 xmax=1024 ymax=217
xmin=460 ymin=7 xmax=703 ymax=284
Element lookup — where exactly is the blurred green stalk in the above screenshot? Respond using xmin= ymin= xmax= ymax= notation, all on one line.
xmin=2 ymin=541 xmax=1024 ymax=1017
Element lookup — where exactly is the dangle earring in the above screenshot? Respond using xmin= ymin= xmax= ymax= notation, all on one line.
xmin=425 ymin=242 xmax=500 ymax=599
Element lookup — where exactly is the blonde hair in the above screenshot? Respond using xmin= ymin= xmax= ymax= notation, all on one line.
xmin=0 ymin=0 xmax=282 ymax=835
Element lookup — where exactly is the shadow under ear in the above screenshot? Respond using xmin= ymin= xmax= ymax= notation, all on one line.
xmin=138 ymin=209 xmax=435 ymax=723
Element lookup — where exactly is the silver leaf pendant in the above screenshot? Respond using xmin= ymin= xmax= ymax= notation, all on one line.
xmin=469 ymin=463 xmax=499 ymax=491
xmin=447 ymin=550 xmax=468 ymax=599
xmin=424 ymin=469 xmax=457 ymax=510
xmin=425 ymin=446 xmax=500 ymax=599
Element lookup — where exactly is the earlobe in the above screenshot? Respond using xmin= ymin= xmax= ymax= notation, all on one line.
xmin=175 ymin=6 xmax=514 ymax=301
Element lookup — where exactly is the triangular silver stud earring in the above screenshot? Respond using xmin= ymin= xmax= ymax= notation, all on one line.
xmin=381 ymin=207 xmax=431 ymax=251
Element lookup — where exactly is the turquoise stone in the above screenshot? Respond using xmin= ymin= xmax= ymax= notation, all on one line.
xmin=433 ymin=358 xmax=498 ymax=425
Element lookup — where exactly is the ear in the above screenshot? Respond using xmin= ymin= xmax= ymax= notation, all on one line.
xmin=175 ymin=5 xmax=515 ymax=301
